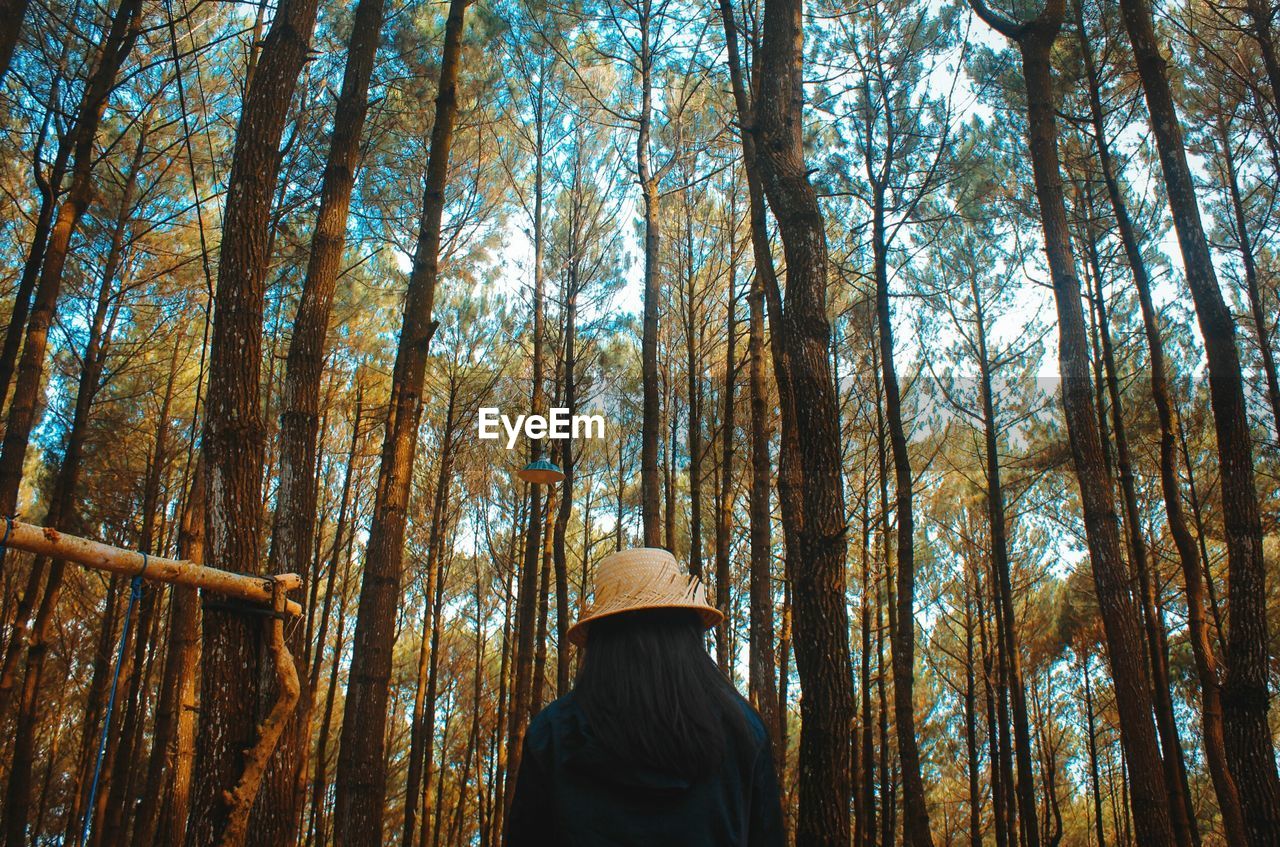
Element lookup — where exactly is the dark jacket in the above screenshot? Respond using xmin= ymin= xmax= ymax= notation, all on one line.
xmin=505 ymin=692 xmax=785 ymax=847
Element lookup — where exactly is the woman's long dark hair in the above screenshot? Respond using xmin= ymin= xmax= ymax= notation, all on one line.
xmin=573 ymin=608 xmax=752 ymax=778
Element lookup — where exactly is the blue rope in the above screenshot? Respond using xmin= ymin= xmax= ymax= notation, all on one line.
xmin=80 ymin=552 xmax=148 ymax=847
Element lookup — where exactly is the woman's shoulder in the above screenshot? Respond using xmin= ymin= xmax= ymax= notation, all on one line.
xmin=527 ymin=693 xmax=584 ymax=743
xmin=730 ymin=692 xmax=770 ymax=751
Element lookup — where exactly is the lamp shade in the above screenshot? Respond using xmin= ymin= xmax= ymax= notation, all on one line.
xmin=516 ymin=457 xmax=565 ymax=485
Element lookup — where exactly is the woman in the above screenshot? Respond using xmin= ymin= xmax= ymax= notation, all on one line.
xmin=505 ymin=547 xmax=785 ymax=847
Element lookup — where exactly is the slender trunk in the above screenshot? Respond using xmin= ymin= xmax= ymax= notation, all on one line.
xmin=1117 ymin=2 xmax=1280 ymax=838
xmin=745 ymin=228 xmax=780 ymax=755
xmin=184 ymin=0 xmax=320 ymax=837
xmin=332 ymin=3 xmax=469 ymax=842
xmin=971 ymin=271 xmax=1041 ymax=847
xmin=1081 ymin=209 xmax=1198 ymax=847
xmin=978 ymin=573 xmax=1008 ymax=847
xmin=859 ymin=471 xmax=876 ymax=847
xmin=0 ymin=0 xmax=142 ymax=533
xmin=714 ymin=253 xmax=736 ymax=671
xmin=1243 ymin=0 xmax=1280 ymax=117
xmin=872 ymin=187 xmax=935 ymax=847
xmin=638 ymin=0 xmax=662 ymax=545
xmin=0 ymin=126 xmax=70 ymax=425
xmin=686 ymin=178 xmax=705 ymax=586
xmin=308 ymin=529 xmax=356 ymax=847
xmin=968 ymin=3 xmax=1176 ymax=842
xmin=254 ymin=0 xmax=385 ymax=840
xmin=505 ymin=70 xmax=547 ymax=813
xmin=403 ymin=392 xmax=458 ymax=847
xmin=963 ymin=570 xmax=981 ymax=847
xmin=552 ymin=285 xmax=576 ymax=696
xmin=753 ymin=1 xmax=853 ymax=842
xmin=1078 ymin=19 xmax=1247 ymax=835
xmin=1083 ymin=655 xmax=1107 ymax=847
xmin=2 ymin=127 xmax=142 ymax=847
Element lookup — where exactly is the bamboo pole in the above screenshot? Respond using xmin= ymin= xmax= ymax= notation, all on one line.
xmin=0 ymin=519 xmax=303 ymax=616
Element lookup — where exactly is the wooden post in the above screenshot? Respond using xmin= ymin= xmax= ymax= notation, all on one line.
xmin=0 ymin=520 xmax=302 ymax=616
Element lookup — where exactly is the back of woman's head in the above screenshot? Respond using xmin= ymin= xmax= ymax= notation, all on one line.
xmin=573 ymin=608 xmax=751 ymax=778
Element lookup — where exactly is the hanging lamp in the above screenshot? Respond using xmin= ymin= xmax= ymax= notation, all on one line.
xmin=516 ymin=457 xmax=565 ymax=485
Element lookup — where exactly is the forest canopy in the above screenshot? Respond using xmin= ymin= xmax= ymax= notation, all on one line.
xmin=0 ymin=0 xmax=1277 ymax=844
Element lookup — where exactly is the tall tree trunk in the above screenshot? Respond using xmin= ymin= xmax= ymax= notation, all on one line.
xmin=685 ymin=176 xmax=705 ymax=586
xmin=1082 ymin=654 xmax=1108 ymax=847
xmin=713 ymin=0 xmax=787 ymax=750
xmin=963 ymin=567 xmax=981 ymax=847
xmin=872 ymin=186 xmax=935 ymax=847
xmin=1079 ymin=208 xmax=1198 ymax=847
xmin=1 ymin=126 xmax=142 ymax=847
xmin=1077 ymin=17 xmax=1248 ymax=837
xmin=184 ymin=0 xmax=320 ymax=838
xmin=331 ymin=4 xmax=468 ymax=841
xmin=970 ymin=270 xmax=1041 ymax=847
xmin=0 ymin=0 xmax=142 ymax=537
xmin=1243 ymin=0 xmax=1280 ymax=116
xmin=404 ymin=392 xmax=459 ymax=847
xmin=744 ymin=214 xmax=780 ymax=755
xmin=714 ymin=255 xmax=737 ymax=671
xmin=638 ymin=0 xmax=662 ymax=546
xmin=552 ymin=279 xmax=577 ymax=696
xmin=0 ymin=114 xmax=71 ymax=426
xmin=753 ymin=1 xmax=853 ymax=843
xmin=504 ymin=65 xmax=547 ymax=815
xmin=968 ymin=2 xmax=1175 ymax=843
xmin=254 ymin=0 xmax=385 ymax=840
xmin=0 ymin=0 xmax=29 ymax=83
xmin=1115 ymin=2 xmax=1280 ymax=839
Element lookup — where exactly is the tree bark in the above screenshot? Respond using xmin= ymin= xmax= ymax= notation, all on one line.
xmin=1214 ymin=114 xmax=1280 ymax=447
xmin=331 ymin=2 xmax=468 ymax=841
xmin=638 ymin=0 xmax=662 ymax=546
xmin=254 ymin=0 xmax=385 ymax=840
xmin=753 ymin=1 xmax=854 ymax=843
xmin=1115 ymin=1 xmax=1280 ymax=839
xmin=1079 ymin=206 xmax=1198 ymax=847
xmin=184 ymin=0 xmax=320 ymax=838
xmin=0 ymin=0 xmax=142 ymax=537
xmin=968 ymin=2 xmax=1175 ymax=843
xmin=1076 ymin=17 xmax=1248 ymax=837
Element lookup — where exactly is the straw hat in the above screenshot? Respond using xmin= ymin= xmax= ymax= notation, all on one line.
xmin=567 ymin=547 xmax=722 ymax=647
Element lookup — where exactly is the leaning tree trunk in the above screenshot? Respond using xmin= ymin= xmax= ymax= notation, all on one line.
xmin=183 ymin=0 xmax=320 ymax=839
xmin=715 ymin=0 xmax=782 ymax=759
xmin=1 ymin=126 xmax=141 ymax=847
xmin=1116 ymin=1 xmax=1280 ymax=840
xmin=753 ymin=1 xmax=854 ymax=844
xmin=1077 ymin=15 xmax=1247 ymax=837
xmin=971 ymin=272 xmax=1042 ymax=847
xmin=638 ymin=0 xmax=662 ymax=545
xmin=504 ymin=73 xmax=548 ymax=816
xmin=253 ymin=0 xmax=386 ymax=839
xmin=331 ymin=2 xmax=469 ymax=843
xmin=0 ymin=0 xmax=27 ymax=81
xmin=0 ymin=0 xmax=142 ymax=542
xmin=968 ymin=1 xmax=1175 ymax=843
xmin=872 ymin=185 xmax=936 ymax=847
xmin=1243 ymin=0 xmax=1280 ymax=119
xmin=1080 ymin=210 xmax=1198 ymax=847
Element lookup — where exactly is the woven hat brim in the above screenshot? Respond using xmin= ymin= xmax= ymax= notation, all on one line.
xmin=566 ymin=601 xmax=723 ymax=647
